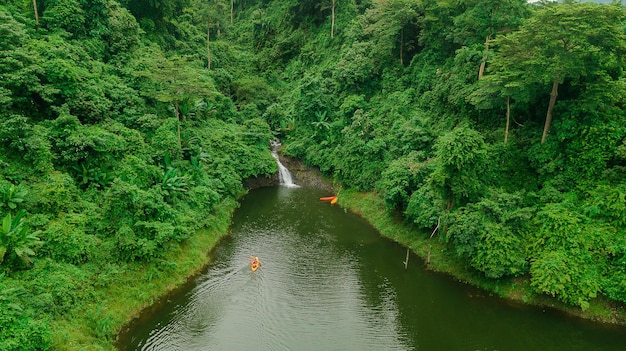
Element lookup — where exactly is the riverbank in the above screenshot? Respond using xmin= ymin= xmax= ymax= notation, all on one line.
xmin=49 ymin=198 xmax=238 ymax=351
xmin=277 ymin=154 xmax=626 ymax=326
xmin=336 ymin=190 xmax=626 ymax=327
xmin=70 ymin=151 xmax=623 ymax=350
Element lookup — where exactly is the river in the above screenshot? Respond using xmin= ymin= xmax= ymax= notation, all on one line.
xmin=117 ymin=186 xmax=626 ymax=351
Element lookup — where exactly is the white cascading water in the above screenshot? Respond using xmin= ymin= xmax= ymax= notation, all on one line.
xmin=271 ymin=141 xmax=299 ymax=188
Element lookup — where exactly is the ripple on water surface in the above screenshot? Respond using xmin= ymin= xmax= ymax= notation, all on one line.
xmin=136 ymin=189 xmax=411 ymax=351
xmin=123 ymin=187 xmax=626 ymax=351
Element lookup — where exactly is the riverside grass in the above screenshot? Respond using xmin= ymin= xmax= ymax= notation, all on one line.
xmin=50 ymin=187 xmax=624 ymax=351
xmin=337 ymin=189 xmax=626 ymax=326
xmin=49 ymin=198 xmax=238 ymax=351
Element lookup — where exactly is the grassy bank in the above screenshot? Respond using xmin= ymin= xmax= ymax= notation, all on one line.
xmin=337 ymin=189 xmax=626 ymax=326
xmin=49 ymin=198 xmax=238 ymax=351
xmin=48 ymin=183 xmax=624 ymax=351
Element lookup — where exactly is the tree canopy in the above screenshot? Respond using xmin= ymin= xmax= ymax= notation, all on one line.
xmin=1 ymin=0 xmax=626 ymax=349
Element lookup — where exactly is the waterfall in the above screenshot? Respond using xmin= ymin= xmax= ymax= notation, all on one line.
xmin=271 ymin=141 xmax=299 ymax=188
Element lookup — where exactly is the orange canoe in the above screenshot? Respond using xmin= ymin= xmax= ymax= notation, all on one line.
xmin=330 ymin=197 xmax=338 ymax=205
xmin=320 ymin=196 xmax=337 ymax=202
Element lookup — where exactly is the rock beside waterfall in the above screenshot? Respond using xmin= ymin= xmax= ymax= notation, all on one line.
xmin=243 ymin=153 xmax=336 ymax=193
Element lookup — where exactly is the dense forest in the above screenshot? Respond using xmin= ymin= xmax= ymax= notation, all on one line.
xmin=1 ymin=0 xmax=625 ymax=349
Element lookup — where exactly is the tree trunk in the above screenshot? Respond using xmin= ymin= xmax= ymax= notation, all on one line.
xmin=478 ymin=34 xmax=491 ymax=80
xmin=331 ymin=0 xmax=335 ymax=39
xmin=175 ymin=99 xmax=181 ymax=148
xmin=217 ymin=22 xmax=221 ymax=37
xmin=33 ymin=0 xmax=39 ymax=26
xmin=504 ymin=95 xmax=510 ymax=143
xmin=541 ymin=78 xmax=560 ymax=143
xmin=207 ymin=22 xmax=211 ymax=70
xmin=400 ymin=27 xmax=403 ymax=65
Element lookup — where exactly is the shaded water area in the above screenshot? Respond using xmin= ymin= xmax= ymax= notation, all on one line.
xmin=118 ymin=186 xmax=626 ymax=351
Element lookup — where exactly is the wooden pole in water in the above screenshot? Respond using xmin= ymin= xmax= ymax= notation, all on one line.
xmin=403 ymin=248 xmax=409 ymax=269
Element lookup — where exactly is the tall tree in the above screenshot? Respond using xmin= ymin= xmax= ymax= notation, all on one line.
xmin=432 ymin=125 xmax=487 ymax=209
xmin=452 ymin=0 xmax=529 ymax=80
xmin=33 ymin=0 xmax=39 ymax=26
xmin=362 ymin=0 xmax=421 ymax=65
xmin=492 ymin=2 xmax=626 ymax=143
xmin=419 ymin=0 xmax=463 ymax=56
xmin=319 ymin=0 xmax=337 ymax=38
xmin=133 ymin=50 xmax=216 ymax=146
xmin=189 ymin=0 xmax=229 ymax=69
xmin=469 ymin=45 xmax=539 ymax=143
xmin=331 ymin=0 xmax=335 ymax=38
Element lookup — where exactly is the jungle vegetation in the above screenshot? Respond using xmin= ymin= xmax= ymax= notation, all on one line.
xmin=0 ymin=0 xmax=625 ymax=349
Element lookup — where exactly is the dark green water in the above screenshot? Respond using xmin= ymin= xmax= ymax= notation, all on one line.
xmin=117 ymin=186 xmax=626 ymax=351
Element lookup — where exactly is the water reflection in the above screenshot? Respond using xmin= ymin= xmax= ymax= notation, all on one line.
xmin=131 ymin=187 xmax=410 ymax=351
xmin=119 ymin=187 xmax=626 ymax=351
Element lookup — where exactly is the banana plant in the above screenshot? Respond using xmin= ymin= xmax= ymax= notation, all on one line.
xmin=189 ymin=148 xmax=211 ymax=177
xmin=311 ymin=110 xmax=330 ymax=141
xmin=0 ymin=273 xmax=23 ymax=314
xmin=1 ymin=183 xmax=27 ymax=211
xmin=161 ymin=168 xmax=189 ymax=193
xmin=0 ymin=210 xmax=42 ymax=267
xmin=161 ymin=152 xmax=189 ymax=195
xmin=72 ymin=160 xmax=114 ymax=189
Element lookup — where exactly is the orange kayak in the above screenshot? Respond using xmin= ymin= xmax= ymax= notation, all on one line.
xmin=320 ymin=196 xmax=337 ymax=201
xmin=330 ymin=197 xmax=338 ymax=205
xmin=250 ymin=256 xmax=260 ymax=271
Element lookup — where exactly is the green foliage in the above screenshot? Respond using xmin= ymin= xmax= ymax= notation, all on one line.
xmin=254 ymin=0 xmax=626 ymax=314
xmin=116 ymin=155 xmax=162 ymax=187
xmin=332 ymin=115 xmax=388 ymax=189
xmin=161 ymin=166 xmax=189 ymax=195
xmin=602 ymin=250 xmax=626 ymax=303
xmin=405 ymin=180 xmax=444 ymax=229
xmin=42 ymin=0 xmax=86 ymax=36
xmin=130 ymin=48 xmax=216 ymax=110
xmin=0 ymin=182 xmax=28 ymax=211
xmin=445 ymin=191 xmax=532 ymax=278
xmin=0 ymin=116 xmax=54 ymax=175
xmin=23 ymin=260 xmax=95 ymax=316
xmin=71 ymin=160 xmax=114 ymax=189
xmin=0 ymin=274 xmax=51 ymax=351
xmin=332 ymin=41 xmax=376 ymax=91
xmin=151 ymin=118 xmax=182 ymax=159
xmin=0 ymin=210 xmax=43 ymax=269
xmin=529 ymin=202 xmax=609 ymax=309
xmin=114 ymin=221 xmax=179 ymax=262
xmin=432 ymin=125 xmax=487 ymax=206
xmin=232 ymin=76 xmax=277 ymax=111
xmin=530 ymin=249 xmax=600 ymax=310
xmin=539 ymin=78 xmax=626 ymax=181
xmin=378 ymin=151 xmax=430 ymax=211
xmin=584 ymin=184 xmax=626 ymax=226
xmin=490 ymin=1 xmax=626 ymax=142
xmin=1 ymin=0 xmax=626 ymax=347
xmin=39 ymin=214 xmax=101 ymax=264
xmin=359 ymin=0 xmax=421 ymax=67
xmin=105 ymin=1 xmax=140 ymax=57
xmin=451 ymin=0 xmax=529 ymax=47
xmin=29 ymin=172 xmax=83 ymax=214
